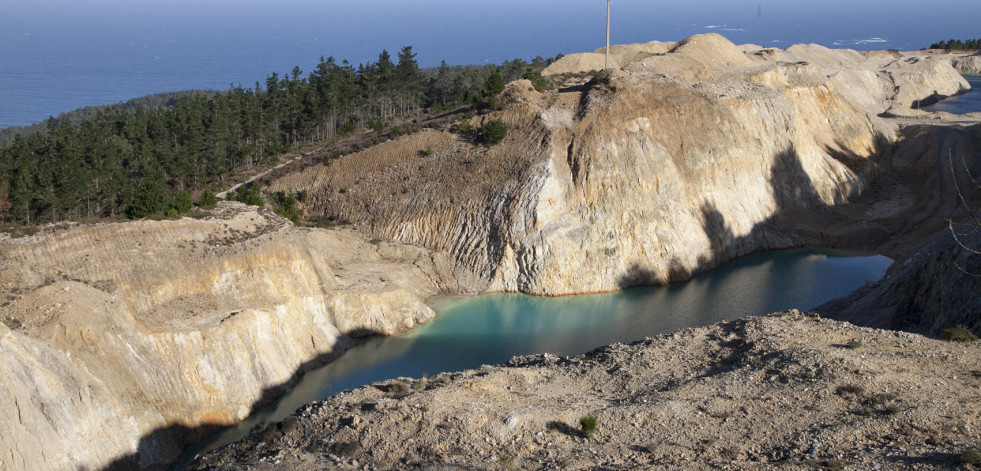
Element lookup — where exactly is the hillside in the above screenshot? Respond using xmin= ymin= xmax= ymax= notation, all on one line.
xmin=269 ymin=34 xmax=972 ymax=295
xmin=186 ymin=311 xmax=981 ymax=470
xmin=0 ymin=34 xmax=978 ymax=471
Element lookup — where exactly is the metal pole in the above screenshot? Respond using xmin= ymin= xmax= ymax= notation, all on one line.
xmin=605 ymin=0 xmax=611 ymax=69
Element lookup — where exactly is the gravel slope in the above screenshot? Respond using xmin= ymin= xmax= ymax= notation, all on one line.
xmin=186 ymin=311 xmax=980 ymax=470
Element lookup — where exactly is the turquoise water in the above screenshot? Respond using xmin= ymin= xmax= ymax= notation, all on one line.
xmin=189 ymin=247 xmax=891 ymax=458
xmin=923 ymin=75 xmax=981 ymax=114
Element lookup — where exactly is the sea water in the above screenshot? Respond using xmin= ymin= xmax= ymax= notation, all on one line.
xmin=188 ymin=247 xmax=891 ymax=458
xmin=4 ymin=0 xmax=980 ymax=128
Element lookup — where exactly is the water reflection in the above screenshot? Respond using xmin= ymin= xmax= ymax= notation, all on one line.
xmin=191 ymin=247 xmax=891 ymax=456
xmin=923 ymin=75 xmax=981 ymax=114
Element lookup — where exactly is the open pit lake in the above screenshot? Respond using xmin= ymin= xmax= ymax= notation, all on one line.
xmin=188 ymin=247 xmax=892 ymax=459
xmin=923 ymin=75 xmax=981 ymax=114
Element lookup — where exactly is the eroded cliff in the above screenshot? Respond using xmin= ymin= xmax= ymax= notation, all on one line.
xmin=271 ymin=34 xmax=969 ymax=295
xmin=0 ymin=204 xmax=447 ymax=470
xmin=0 ymin=34 xmax=976 ymax=471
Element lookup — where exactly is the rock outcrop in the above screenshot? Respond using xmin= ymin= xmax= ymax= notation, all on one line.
xmin=187 ymin=311 xmax=981 ymax=470
xmin=952 ymin=52 xmax=981 ymax=75
xmin=272 ymin=34 xmax=969 ymax=296
xmin=817 ymin=227 xmax=981 ymax=335
xmin=0 ymin=204 xmax=445 ymax=471
xmin=1 ymin=34 xmax=976 ymax=471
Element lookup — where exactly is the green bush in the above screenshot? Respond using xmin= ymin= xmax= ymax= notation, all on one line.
xmin=522 ymin=69 xmax=553 ymax=92
xmin=273 ymin=191 xmax=300 ymax=224
xmin=941 ymin=325 xmax=978 ymax=342
xmin=457 ymin=118 xmax=471 ymax=134
xmin=480 ymin=119 xmax=507 ymax=145
xmin=579 ymin=415 xmax=597 ymax=439
xmin=962 ymin=448 xmax=981 ymax=465
xmin=173 ymin=190 xmax=193 ymax=214
xmin=128 ymin=178 xmax=170 ymax=219
xmin=231 ymin=185 xmax=264 ymax=206
xmin=199 ymin=189 xmax=218 ymax=208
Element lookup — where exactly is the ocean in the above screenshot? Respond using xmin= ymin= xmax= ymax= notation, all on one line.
xmin=2 ymin=0 xmax=979 ymax=128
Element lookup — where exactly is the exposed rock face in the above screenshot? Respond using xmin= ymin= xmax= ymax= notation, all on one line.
xmin=818 ymin=228 xmax=981 ymax=335
xmin=952 ymin=52 xmax=981 ymax=75
xmin=273 ymin=34 xmax=969 ymax=295
xmin=187 ymin=312 xmax=981 ymax=470
xmin=0 ymin=204 xmax=443 ymax=471
xmin=1 ymin=35 xmax=975 ymax=471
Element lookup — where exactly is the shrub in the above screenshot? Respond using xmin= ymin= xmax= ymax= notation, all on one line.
xmin=128 ymin=178 xmax=170 ymax=219
xmin=836 ymin=384 xmax=864 ymax=397
xmin=273 ymin=191 xmax=300 ymax=224
xmin=173 ymin=190 xmax=193 ymax=214
xmin=198 ymin=190 xmax=218 ymax=209
xmin=579 ymin=415 xmax=597 ymax=439
xmin=522 ymin=69 xmax=554 ymax=92
xmin=962 ymin=448 xmax=981 ymax=465
xmin=845 ymin=339 xmax=863 ymax=349
xmin=199 ymin=189 xmax=217 ymax=208
xmin=480 ymin=119 xmax=507 ymax=145
xmin=329 ymin=441 xmax=360 ymax=458
xmin=457 ymin=118 xmax=471 ymax=134
xmin=232 ymin=185 xmax=264 ymax=206
xmin=941 ymin=325 xmax=978 ymax=342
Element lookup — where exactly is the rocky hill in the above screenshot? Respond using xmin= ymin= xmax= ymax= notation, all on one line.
xmin=0 ymin=204 xmax=450 ymax=471
xmin=270 ymin=34 xmax=969 ymax=295
xmin=0 ymin=34 xmax=978 ymax=471
xmin=186 ymin=311 xmax=981 ymax=470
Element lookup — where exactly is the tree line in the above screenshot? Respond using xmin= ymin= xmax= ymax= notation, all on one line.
xmin=0 ymin=47 xmax=556 ymax=225
xmin=928 ymin=39 xmax=981 ymax=51
xmin=0 ymin=90 xmax=217 ymax=147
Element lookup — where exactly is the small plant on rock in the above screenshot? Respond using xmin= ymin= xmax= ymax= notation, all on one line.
xmin=961 ymin=448 xmax=981 ymax=465
xmin=579 ymin=415 xmax=597 ymax=439
xmin=836 ymin=384 xmax=864 ymax=397
xmin=941 ymin=325 xmax=978 ymax=342
xmin=329 ymin=440 xmax=360 ymax=458
xmin=480 ymin=119 xmax=507 ymax=145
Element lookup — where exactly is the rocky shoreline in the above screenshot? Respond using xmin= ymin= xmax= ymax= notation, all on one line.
xmin=1 ymin=34 xmax=979 ymax=471
xmin=185 ymin=311 xmax=981 ymax=470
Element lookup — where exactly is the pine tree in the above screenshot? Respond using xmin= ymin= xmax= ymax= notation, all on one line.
xmin=199 ymin=189 xmax=217 ymax=208
xmin=128 ymin=178 xmax=169 ymax=218
xmin=0 ymin=180 xmax=11 ymax=222
xmin=174 ymin=190 xmax=193 ymax=214
xmin=486 ymin=72 xmax=505 ymax=96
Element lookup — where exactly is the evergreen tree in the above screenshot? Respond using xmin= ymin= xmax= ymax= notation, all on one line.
xmin=0 ymin=180 xmax=11 ymax=222
xmin=486 ymin=72 xmax=505 ymax=96
xmin=173 ymin=190 xmax=193 ymax=214
xmin=199 ymin=189 xmax=217 ymax=208
xmin=128 ymin=178 xmax=169 ymax=218
xmin=0 ymin=45 xmax=557 ymax=226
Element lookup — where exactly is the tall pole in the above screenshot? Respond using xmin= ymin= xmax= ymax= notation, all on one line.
xmin=605 ymin=0 xmax=611 ymax=69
